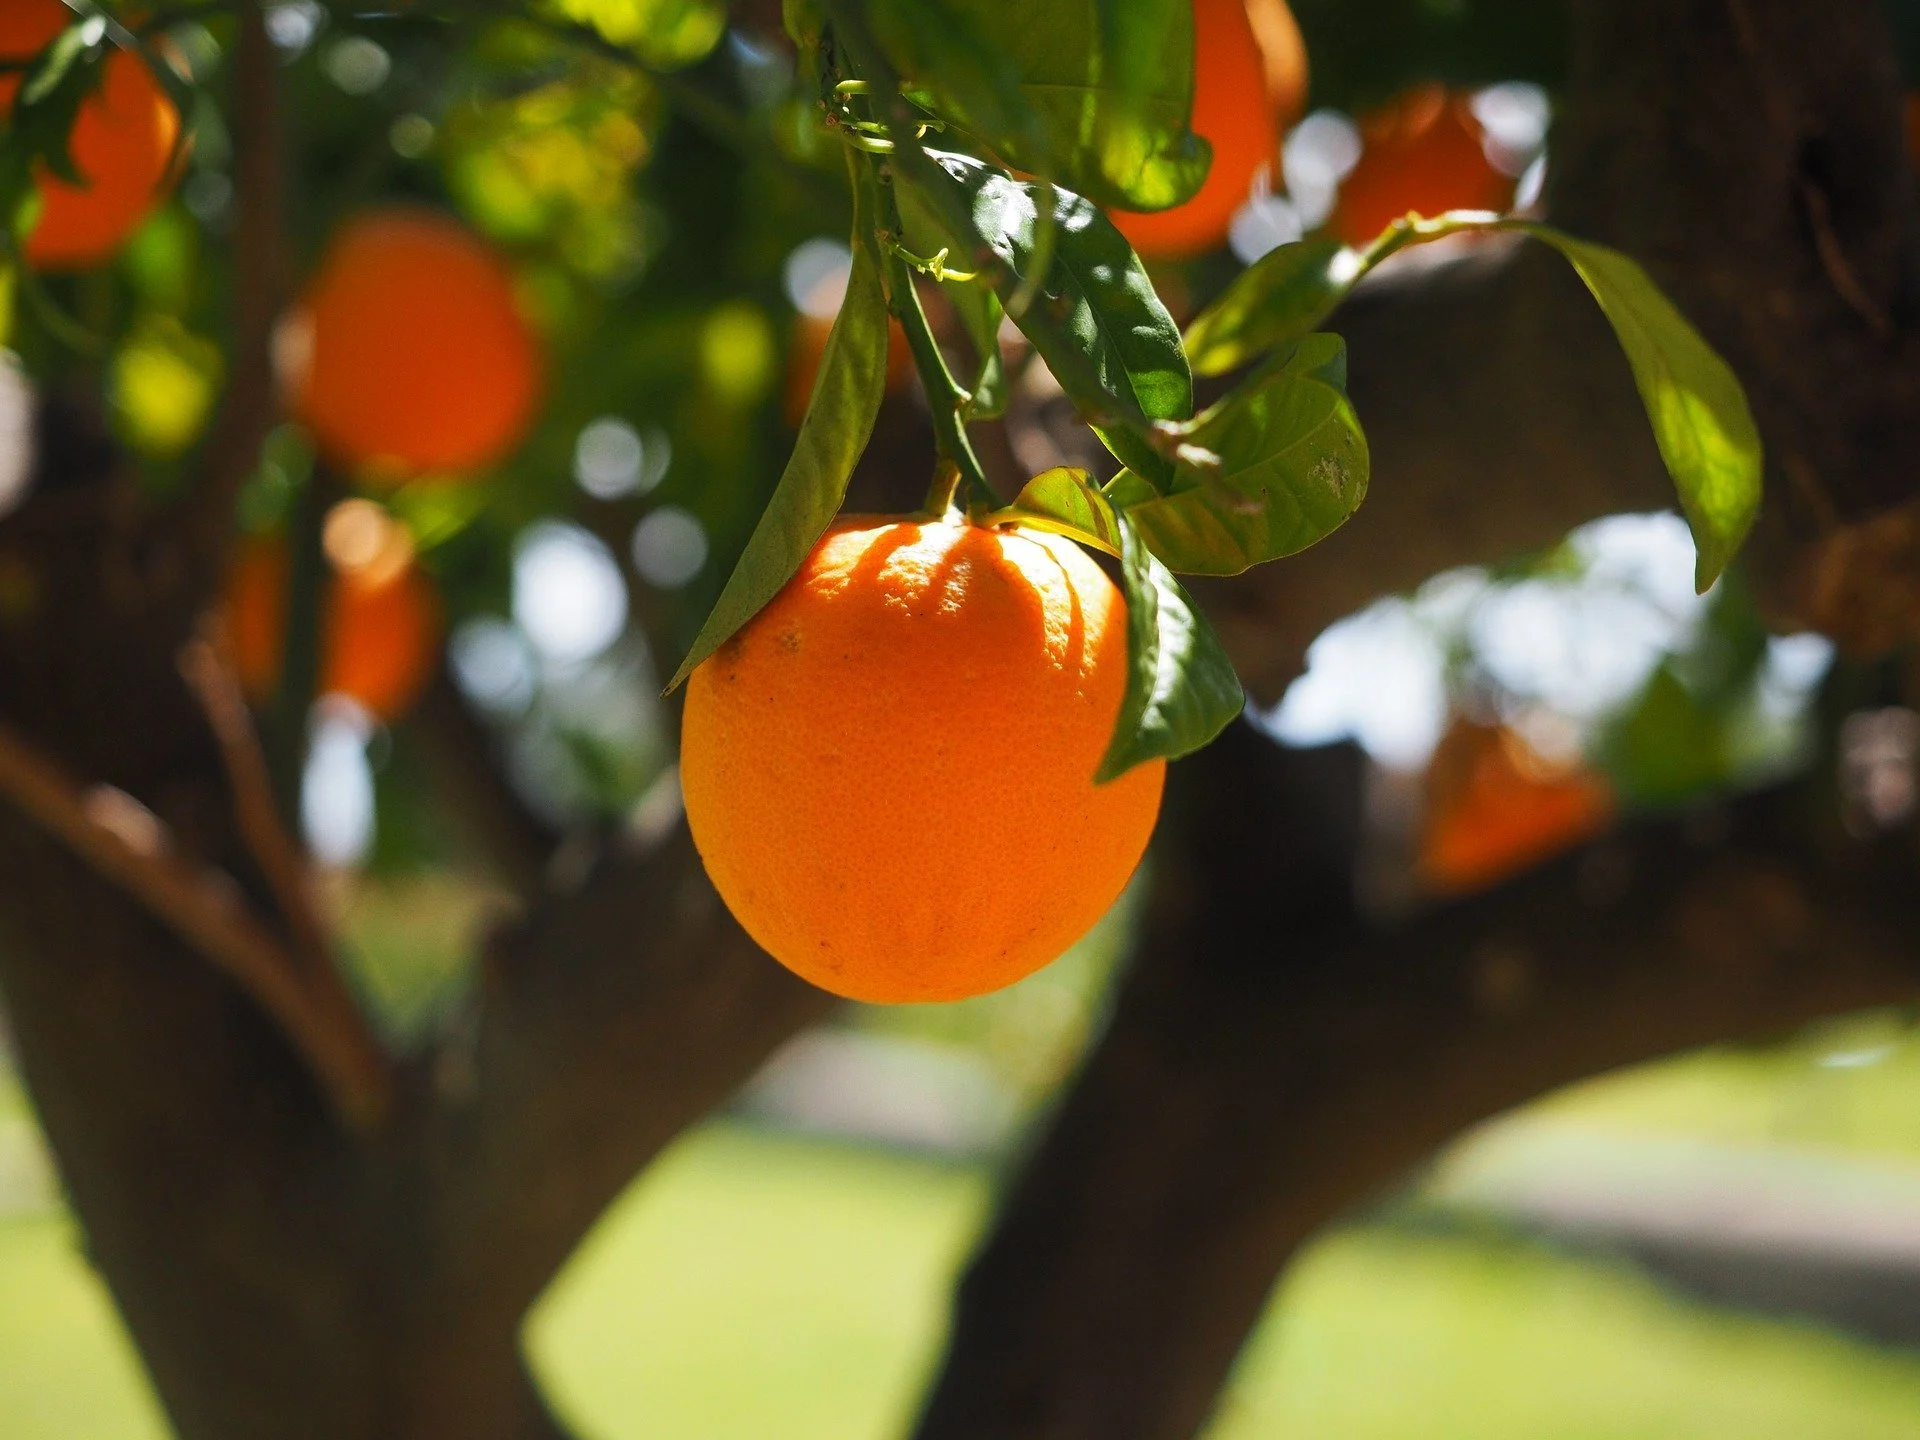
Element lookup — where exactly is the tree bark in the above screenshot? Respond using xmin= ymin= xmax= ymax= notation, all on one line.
xmin=0 ymin=389 xmax=829 ymax=1435
xmin=914 ymin=0 xmax=1920 ymax=1434
xmin=914 ymin=719 xmax=1920 ymax=1440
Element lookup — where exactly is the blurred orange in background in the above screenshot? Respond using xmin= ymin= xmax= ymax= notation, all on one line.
xmin=284 ymin=208 xmax=544 ymax=481
xmin=0 ymin=0 xmax=182 ymax=270
xmin=227 ymin=500 xmax=443 ymax=722
xmin=1419 ymin=718 xmax=1612 ymax=895
xmin=1112 ymin=0 xmax=1308 ymax=259
xmin=784 ymin=271 xmax=911 ymax=426
xmin=1332 ymin=85 xmax=1512 ymax=248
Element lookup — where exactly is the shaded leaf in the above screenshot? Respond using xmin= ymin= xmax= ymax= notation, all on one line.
xmin=668 ymin=163 xmax=892 ymax=689
xmin=895 ymin=175 xmax=1006 ymax=418
xmin=1183 ymin=235 xmax=1358 ymax=377
xmin=1098 ymin=515 xmax=1244 ymax=781
xmin=916 ymin=150 xmax=1189 ymax=483
xmin=1119 ymin=335 xmax=1369 ymax=575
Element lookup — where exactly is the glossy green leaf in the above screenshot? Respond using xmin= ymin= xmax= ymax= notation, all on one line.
xmin=1186 ymin=211 xmax=1763 ymax=589
xmin=1098 ymin=515 xmax=1244 ymax=782
xmin=869 ymin=0 xmax=1206 ymax=212
xmin=1512 ymin=223 xmax=1762 ymax=592
xmin=1117 ymin=335 xmax=1369 ymax=576
xmin=668 ymin=165 xmax=891 ymax=690
xmin=990 ymin=467 xmax=1123 ymax=556
xmin=916 ymin=151 xmax=1190 ymax=483
xmin=1183 ymin=236 xmax=1358 ymax=377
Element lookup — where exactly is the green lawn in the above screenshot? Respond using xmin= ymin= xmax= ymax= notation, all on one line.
xmin=11 ymin=1117 xmax=1920 ymax=1439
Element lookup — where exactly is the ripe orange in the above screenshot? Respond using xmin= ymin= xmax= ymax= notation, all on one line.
xmin=0 ymin=0 xmax=182 ymax=271
xmin=1331 ymin=85 xmax=1513 ymax=247
xmin=1419 ymin=719 xmax=1611 ymax=894
xmin=1112 ymin=0 xmax=1308 ymax=260
xmin=681 ymin=516 xmax=1165 ymax=1003
xmin=285 ymin=209 xmax=543 ymax=480
xmin=226 ymin=500 xmax=443 ymax=722
xmin=784 ymin=309 xmax=912 ymax=426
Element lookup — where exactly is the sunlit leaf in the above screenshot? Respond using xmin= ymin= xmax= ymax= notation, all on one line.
xmin=547 ymin=0 xmax=727 ymax=70
xmin=1183 ymin=236 xmax=1357 ymax=377
xmin=991 ymin=466 xmax=1122 ymax=556
xmin=1118 ymin=335 xmax=1369 ymax=576
xmin=914 ymin=151 xmax=1190 ymax=484
xmin=1513 ymin=223 xmax=1762 ymax=592
xmin=1098 ymin=515 xmax=1244 ymax=781
xmin=870 ymin=0 xmax=1207 ymax=212
xmin=668 ymin=163 xmax=892 ymax=690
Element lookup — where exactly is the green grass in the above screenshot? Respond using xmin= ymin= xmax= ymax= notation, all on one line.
xmin=1215 ymin=1225 xmax=1920 ymax=1440
xmin=8 ymin=1115 xmax=1920 ymax=1439
xmin=0 ymin=1215 xmax=166 ymax=1440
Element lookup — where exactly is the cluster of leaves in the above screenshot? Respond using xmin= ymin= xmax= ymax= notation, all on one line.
xmin=679 ymin=0 xmax=1763 ymax=784
xmin=0 ymin=0 xmax=1765 ymax=815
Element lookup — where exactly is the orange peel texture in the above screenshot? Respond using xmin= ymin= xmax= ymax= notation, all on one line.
xmin=681 ymin=517 xmax=1166 ymax=1003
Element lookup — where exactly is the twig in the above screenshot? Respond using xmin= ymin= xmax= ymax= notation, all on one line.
xmin=0 ymin=718 xmax=390 ymax=1129
xmin=178 ymin=619 xmax=335 ymax=975
xmin=181 ymin=0 xmax=286 ymax=569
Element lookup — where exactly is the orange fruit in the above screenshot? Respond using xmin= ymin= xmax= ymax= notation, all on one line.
xmin=784 ymin=309 xmax=912 ymax=426
xmin=1331 ymin=84 xmax=1513 ymax=247
xmin=0 ymin=0 xmax=182 ymax=271
xmin=1112 ymin=0 xmax=1308 ymax=259
xmin=1419 ymin=719 xmax=1612 ymax=894
xmin=681 ymin=516 xmax=1165 ymax=1003
xmin=226 ymin=500 xmax=442 ymax=722
xmin=285 ymin=208 xmax=543 ymax=480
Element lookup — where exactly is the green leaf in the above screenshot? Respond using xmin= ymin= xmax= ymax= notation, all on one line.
xmin=1183 ymin=236 xmax=1358 ymax=377
xmin=1118 ymin=335 xmax=1370 ymax=576
xmin=2 ymin=17 xmax=109 ymax=205
xmin=894 ymin=175 xmax=1006 ymax=418
xmin=783 ymin=0 xmax=826 ymax=48
xmin=667 ymin=163 xmax=892 ymax=690
xmin=1098 ymin=514 xmax=1244 ymax=782
xmin=915 ymin=150 xmax=1190 ymax=483
xmin=990 ymin=466 xmax=1123 ymax=556
xmin=546 ymin=0 xmax=727 ymax=69
xmin=1512 ymin=223 xmax=1763 ymax=592
xmin=869 ymin=0 xmax=1207 ymax=212
xmin=1182 ymin=211 xmax=1764 ymax=589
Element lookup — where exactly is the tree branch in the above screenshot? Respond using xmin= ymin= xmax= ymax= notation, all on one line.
xmin=181 ymin=0 xmax=286 ymax=573
xmin=0 ymin=715 xmax=389 ymax=1129
xmin=914 ymin=720 xmax=1920 ymax=1440
xmin=406 ymin=819 xmax=835 ymax=1337
xmin=1207 ymin=0 xmax=1920 ymax=700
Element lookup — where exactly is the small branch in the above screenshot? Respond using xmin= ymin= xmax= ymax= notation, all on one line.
xmin=182 ymin=0 xmax=286 ymax=570
xmin=0 ymin=718 xmax=389 ymax=1130
xmin=179 ymin=619 xmax=334 ymax=974
xmin=867 ymin=159 xmax=995 ymax=508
